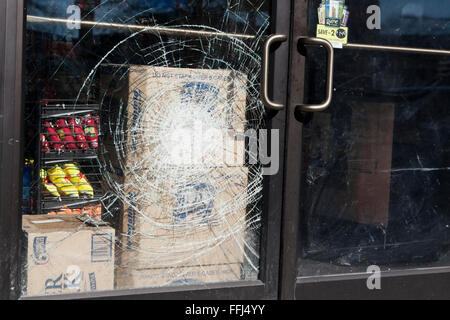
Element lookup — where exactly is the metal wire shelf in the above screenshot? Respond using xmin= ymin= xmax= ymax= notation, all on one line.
xmin=37 ymin=100 xmax=104 ymax=215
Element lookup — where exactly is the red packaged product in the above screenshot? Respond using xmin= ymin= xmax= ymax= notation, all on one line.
xmin=41 ymin=134 xmax=50 ymax=153
xmin=44 ymin=121 xmax=64 ymax=151
xmin=55 ymin=119 xmax=78 ymax=150
xmin=83 ymin=114 xmax=98 ymax=149
xmin=68 ymin=117 xmax=89 ymax=150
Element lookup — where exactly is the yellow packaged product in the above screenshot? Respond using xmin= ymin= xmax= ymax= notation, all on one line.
xmin=40 ymin=169 xmax=60 ymax=198
xmin=47 ymin=165 xmax=79 ymax=198
xmin=62 ymin=163 xmax=94 ymax=198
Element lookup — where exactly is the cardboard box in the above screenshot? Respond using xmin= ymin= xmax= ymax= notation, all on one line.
xmin=116 ymin=167 xmax=248 ymax=270
xmin=22 ymin=214 xmax=115 ymax=297
xmin=100 ymin=65 xmax=247 ymax=168
xmin=115 ymin=263 xmax=241 ymax=289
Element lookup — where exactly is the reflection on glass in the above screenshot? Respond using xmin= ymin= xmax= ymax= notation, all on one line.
xmin=380 ymin=0 xmax=450 ymax=36
xmin=299 ymin=45 xmax=450 ymax=276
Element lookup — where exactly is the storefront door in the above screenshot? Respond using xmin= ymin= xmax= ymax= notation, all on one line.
xmin=280 ymin=0 xmax=450 ymax=299
xmin=4 ymin=0 xmax=450 ymax=301
xmin=0 ymin=0 xmax=291 ymax=300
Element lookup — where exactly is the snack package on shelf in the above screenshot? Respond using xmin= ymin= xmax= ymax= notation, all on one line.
xmin=22 ymin=159 xmax=34 ymax=214
xmin=47 ymin=165 xmax=79 ymax=198
xmin=40 ymin=134 xmax=50 ymax=153
xmin=62 ymin=163 xmax=94 ymax=198
xmin=43 ymin=121 xmax=64 ymax=151
xmin=55 ymin=119 xmax=78 ymax=150
xmin=40 ymin=169 xmax=61 ymax=198
xmin=67 ymin=117 xmax=89 ymax=150
xmin=47 ymin=203 xmax=102 ymax=220
xmin=81 ymin=203 xmax=102 ymax=220
xmin=83 ymin=114 xmax=99 ymax=149
xmin=47 ymin=204 xmax=74 ymax=215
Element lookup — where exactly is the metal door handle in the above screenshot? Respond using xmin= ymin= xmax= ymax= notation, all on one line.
xmin=261 ymin=34 xmax=288 ymax=110
xmin=296 ymin=37 xmax=334 ymax=113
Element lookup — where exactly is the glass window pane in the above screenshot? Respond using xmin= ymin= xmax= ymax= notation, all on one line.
xmin=299 ymin=0 xmax=450 ymax=277
xmin=22 ymin=0 xmax=271 ymax=297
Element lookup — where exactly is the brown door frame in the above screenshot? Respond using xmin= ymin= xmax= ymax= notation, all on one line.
xmin=279 ymin=0 xmax=308 ymax=300
xmin=0 ymin=0 xmax=26 ymax=301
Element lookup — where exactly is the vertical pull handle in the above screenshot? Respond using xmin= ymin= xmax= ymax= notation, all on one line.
xmin=261 ymin=34 xmax=288 ymax=110
xmin=295 ymin=37 xmax=335 ymax=113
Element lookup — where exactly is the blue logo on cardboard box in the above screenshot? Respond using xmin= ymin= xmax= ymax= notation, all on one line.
xmin=33 ymin=236 xmax=49 ymax=264
xmin=89 ymin=272 xmax=97 ymax=291
xmin=180 ymin=82 xmax=219 ymax=113
xmin=170 ymin=279 xmax=204 ymax=285
xmin=174 ymin=183 xmax=217 ymax=224
xmin=131 ymin=89 xmax=144 ymax=151
xmin=45 ymin=266 xmax=82 ymax=294
xmin=127 ymin=192 xmax=137 ymax=249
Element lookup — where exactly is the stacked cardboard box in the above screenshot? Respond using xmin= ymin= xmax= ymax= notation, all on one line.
xmin=124 ymin=66 xmax=246 ymax=168
xmin=101 ymin=65 xmax=246 ymax=170
xmin=116 ymin=167 xmax=248 ymax=288
xmin=101 ymin=65 xmax=249 ymax=288
xmin=22 ymin=214 xmax=115 ymax=296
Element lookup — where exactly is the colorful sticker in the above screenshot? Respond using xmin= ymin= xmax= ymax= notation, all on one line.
xmin=317 ymin=0 xmax=349 ymax=48
xmin=33 ymin=236 xmax=49 ymax=264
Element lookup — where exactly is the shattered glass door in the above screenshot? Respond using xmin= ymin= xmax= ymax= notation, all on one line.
xmin=22 ymin=0 xmax=272 ymax=297
xmin=298 ymin=0 xmax=450 ymax=278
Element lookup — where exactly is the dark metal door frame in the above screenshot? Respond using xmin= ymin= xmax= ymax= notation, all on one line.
xmin=0 ymin=0 xmax=293 ymax=300
xmin=281 ymin=0 xmax=450 ymax=300
xmin=0 ymin=0 xmax=26 ymax=301
xmin=279 ymin=0 xmax=307 ymax=301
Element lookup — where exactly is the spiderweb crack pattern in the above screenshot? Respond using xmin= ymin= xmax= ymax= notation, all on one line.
xmin=30 ymin=0 xmax=270 ymax=289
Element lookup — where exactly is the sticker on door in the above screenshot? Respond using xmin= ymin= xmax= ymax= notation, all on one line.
xmin=317 ymin=0 xmax=349 ymax=48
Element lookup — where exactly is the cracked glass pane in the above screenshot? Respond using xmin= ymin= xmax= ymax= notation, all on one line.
xmin=299 ymin=0 xmax=450 ymax=278
xmin=22 ymin=0 xmax=270 ymax=297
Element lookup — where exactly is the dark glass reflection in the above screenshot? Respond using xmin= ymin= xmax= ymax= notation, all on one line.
xmin=308 ymin=0 xmax=450 ymax=49
xmin=300 ymin=1 xmax=450 ymax=275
